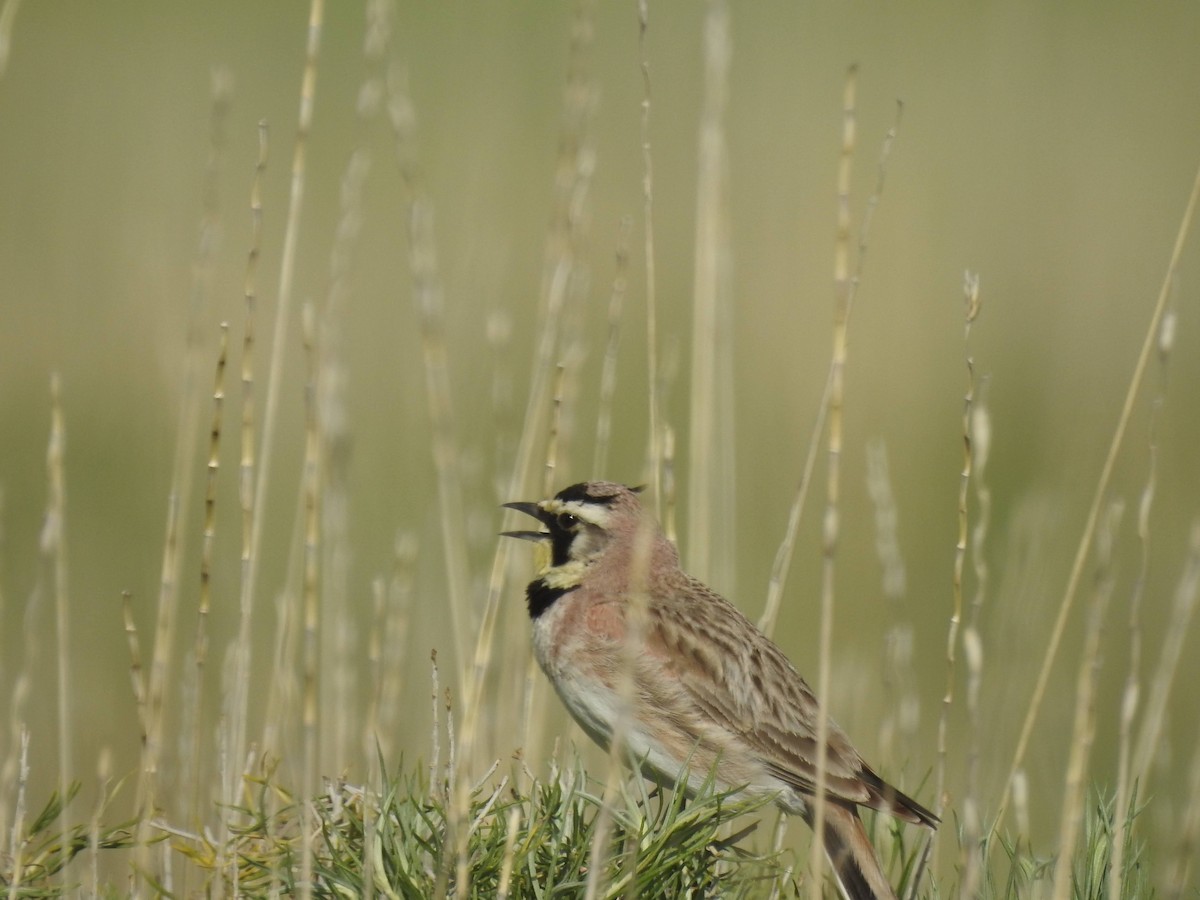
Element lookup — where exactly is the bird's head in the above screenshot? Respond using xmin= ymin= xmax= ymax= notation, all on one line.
xmin=502 ymin=481 xmax=649 ymax=573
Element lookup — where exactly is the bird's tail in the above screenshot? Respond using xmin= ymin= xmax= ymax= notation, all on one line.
xmin=808 ymin=803 xmax=898 ymax=900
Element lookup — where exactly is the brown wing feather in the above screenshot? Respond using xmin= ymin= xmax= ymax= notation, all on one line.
xmin=649 ymin=570 xmax=936 ymax=825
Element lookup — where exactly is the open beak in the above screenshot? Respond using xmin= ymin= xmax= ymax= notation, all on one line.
xmin=500 ymin=501 xmax=550 ymax=542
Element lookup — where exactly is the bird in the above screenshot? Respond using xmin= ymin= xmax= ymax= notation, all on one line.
xmin=502 ymin=480 xmax=937 ymax=900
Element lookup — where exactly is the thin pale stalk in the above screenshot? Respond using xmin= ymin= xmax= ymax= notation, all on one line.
xmin=344 ymin=0 xmax=392 ymax=782
xmin=938 ymin=273 xmax=981 ymax=879
xmin=866 ymin=439 xmax=912 ymax=771
xmin=496 ymin=806 xmax=523 ymax=900
xmin=44 ymin=375 xmax=70 ymax=885
xmin=185 ymin=324 xmax=228 ymax=846
xmin=122 ymin=592 xmax=147 ymax=749
xmin=518 ymin=366 xmax=568 ymax=772
xmin=991 ymin=152 xmax=1200 ymax=847
xmin=228 ymin=119 xmax=267 ymax=803
xmin=865 ymin=440 xmax=907 ymax=608
xmin=495 ymin=0 xmax=602 ymax=801
xmin=319 ymin=146 xmax=373 ymax=775
xmin=429 ymin=649 xmax=441 ymax=800
xmin=662 ymin=423 xmax=677 ymax=545
xmin=235 ymin=0 xmax=324 ymax=794
xmin=1131 ymin=522 xmax=1200 ymax=781
xmin=87 ymin=750 xmax=113 ymax=898
xmin=1110 ymin=310 xmax=1172 ymax=900
xmin=637 ymin=0 xmax=662 ymax=512
xmin=499 ymin=0 xmax=598 ymax=532
xmin=364 ymin=577 xmax=385 ymax=773
xmin=217 ymin=120 xmax=267 ymax=897
xmin=687 ymin=0 xmax=732 ymax=587
xmin=299 ymin=303 xmax=323 ymax=900
xmin=1165 ymin=726 xmax=1200 ymax=897
xmin=759 ymin=100 xmax=901 ymax=640
xmin=957 ymin=627 xmax=984 ymax=900
xmin=960 ymin=359 xmax=991 ymax=900
xmin=543 ymin=365 xmax=566 ymax=498
xmin=6 ymin=727 xmax=29 ymax=900
xmin=375 ymin=534 xmax=415 ymax=761
xmin=135 ymin=73 xmax=230 ymax=886
xmin=385 ymin=64 xmax=471 ymax=691
xmin=758 ymin=378 xmax=829 ymax=639
xmin=809 ymin=65 xmax=855 ymax=900
xmin=1050 ymin=502 xmax=1122 ymax=900
xmin=0 ymin=490 xmax=5 ymax=834
xmin=0 ymin=0 xmax=23 ymax=79
xmin=593 ymin=218 xmax=631 ymax=477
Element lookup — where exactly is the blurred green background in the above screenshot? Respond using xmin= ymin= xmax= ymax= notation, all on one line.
xmin=2 ymin=0 xmax=1199 ymax=886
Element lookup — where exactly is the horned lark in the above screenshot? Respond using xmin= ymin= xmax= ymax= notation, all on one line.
xmin=503 ymin=481 xmax=937 ymax=900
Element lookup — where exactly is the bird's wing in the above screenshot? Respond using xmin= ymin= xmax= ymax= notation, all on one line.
xmin=646 ymin=574 xmax=878 ymax=809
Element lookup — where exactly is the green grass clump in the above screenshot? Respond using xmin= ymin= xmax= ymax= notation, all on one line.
xmin=163 ymin=757 xmax=785 ymax=898
xmin=3 ymin=767 xmax=1165 ymax=898
xmin=956 ymin=787 xmax=1155 ymax=900
xmin=0 ymin=784 xmax=134 ymax=897
xmin=1064 ymin=788 xmax=1153 ymax=900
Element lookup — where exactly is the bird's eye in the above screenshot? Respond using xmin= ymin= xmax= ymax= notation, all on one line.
xmin=556 ymin=513 xmax=579 ymax=530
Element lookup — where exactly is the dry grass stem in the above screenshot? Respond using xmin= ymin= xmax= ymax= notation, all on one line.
xmin=44 ymin=375 xmax=70 ymax=888
xmin=851 ymin=100 xmax=902 ymax=294
xmin=6 ymin=727 xmax=29 ymax=899
xmin=0 ymin=506 xmax=21 ymax=866
xmin=662 ymin=423 xmax=677 ymax=546
xmin=0 ymin=493 xmax=4 ymax=739
xmin=1110 ymin=303 xmax=1172 ymax=899
xmin=960 ymin=342 xmax=992 ymax=900
xmin=86 ymin=749 xmax=113 ymax=897
xmin=686 ymin=0 xmax=732 ymax=587
xmin=135 ymin=71 xmax=232 ymax=886
xmin=517 ymin=365 xmax=570 ymax=771
xmin=1131 ymin=522 xmax=1200 ymax=782
xmin=936 ymin=271 xmax=981 ymax=887
xmin=866 ymin=439 xmax=911 ymax=767
xmin=939 ymin=272 xmax=981 ymax=807
xmin=759 ymin=98 xmax=901 ymax=641
xmin=375 ymin=533 xmax=415 ymax=760
xmin=226 ymin=120 xmax=267 ymax=819
xmin=299 ymin=303 xmax=323 ymax=900
xmin=593 ymin=217 xmax=631 ymax=477
xmin=496 ymin=805 xmax=523 ymax=900
xmin=498 ymin=0 xmax=599 ymax=522
xmin=121 ymin=592 xmax=146 ymax=745
xmin=1165 ymin=732 xmax=1200 ymax=896
xmin=543 ymin=364 xmax=566 ymax=498
xmin=319 ymin=1 xmax=386 ymax=765
xmin=387 ymin=59 xmax=476 ymax=893
xmin=238 ymin=0 xmax=324 ymax=799
xmin=993 ymin=152 xmax=1200 ymax=847
xmin=807 ymin=63 xmax=857 ymax=900
xmin=636 ymin=0 xmax=662 ymax=511
xmin=1050 ymin=501 xmax=1123 ymax=900
xmin=184 ymin=323 xmax=228 ymax=842
xmin=0 ymin=0 xmax=23 ymax=79
xmin=758 ymin=379 xmax=829 ymax=641
xmin=386 ymin=66 xmax=471 ymax=681
xmin=866 ymin=440 xmax=907 ymax=606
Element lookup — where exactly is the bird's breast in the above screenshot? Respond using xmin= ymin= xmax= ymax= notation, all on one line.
xmin=531 ymin=586 xmax=621 ymax=673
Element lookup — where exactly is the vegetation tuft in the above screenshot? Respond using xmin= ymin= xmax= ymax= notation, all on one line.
xmin=3 ymin=764 xmax=1167 ymax=898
